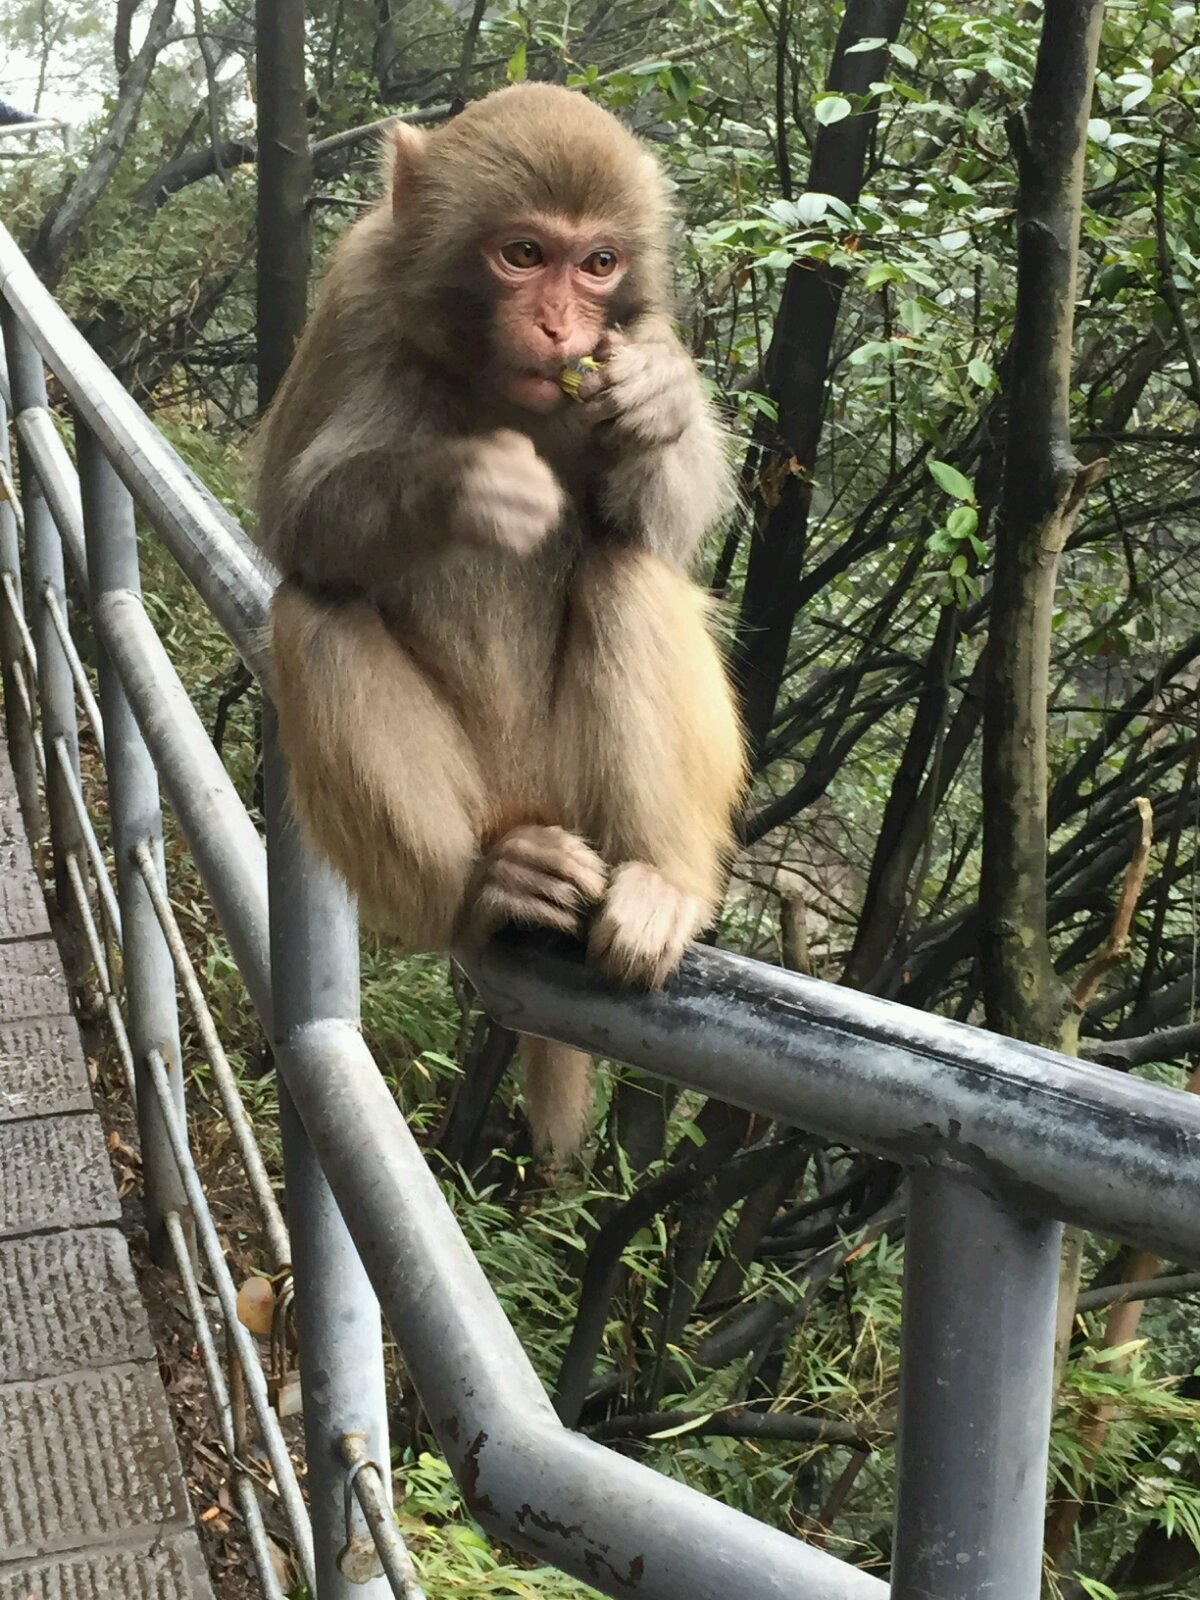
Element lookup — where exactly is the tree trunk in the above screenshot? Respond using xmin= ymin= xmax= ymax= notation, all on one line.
xmin=732 ymin=0 xmax=910 ymax=761
xmin=255 ymin=0 xmax=312 ymax=412
xmin=980 ymin=0 xmax=1106 ymax=1049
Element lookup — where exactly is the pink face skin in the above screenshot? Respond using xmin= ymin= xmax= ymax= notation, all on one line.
xmin=483 ymin=215 xmax=628 ymax=412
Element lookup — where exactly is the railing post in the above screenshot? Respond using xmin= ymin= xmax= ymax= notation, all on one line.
xmin=891 ymin=1168 xmax=1061 ymax=1600
xmin=263 ymin=708 xmax=392 ymax=1599
xmin=76 ymin=419 xmax=190 ymax=1265
xmin=0 ymin=303 xmax=83 ymax=912
xmin=0 ymin=322 xmax=41 ymax=830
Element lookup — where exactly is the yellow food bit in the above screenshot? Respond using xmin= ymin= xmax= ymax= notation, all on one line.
xmin=559 ymin=356 xmax=602 ymax=400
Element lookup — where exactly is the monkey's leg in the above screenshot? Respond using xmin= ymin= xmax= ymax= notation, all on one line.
xmin=556 ymin=548 xmax=746 ymax=988
xmin=463 ymin=825 xmax=607 ymax=1166
xmin=270 ymin=583 xmax=487 ymax=947
xmin=273 ymin=586 xmax=604 ymax=1165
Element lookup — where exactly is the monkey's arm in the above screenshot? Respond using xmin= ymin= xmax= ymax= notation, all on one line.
xmin=261 ymin=407 xmax=563 ymax=588
xmin=590 ymin=321 xmax=736 ymax=570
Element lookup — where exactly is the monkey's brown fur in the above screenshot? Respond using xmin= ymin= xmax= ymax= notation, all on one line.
xmin=256 ymin=84 xmax=745 ymax=1161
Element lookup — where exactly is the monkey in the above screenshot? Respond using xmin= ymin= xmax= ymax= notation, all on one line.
xmin=255 ymin=83 xmax=745 ymax=1162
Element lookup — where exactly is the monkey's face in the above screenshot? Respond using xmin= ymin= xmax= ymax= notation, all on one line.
xmin=481 ymin=215 xmax=627 ymax=413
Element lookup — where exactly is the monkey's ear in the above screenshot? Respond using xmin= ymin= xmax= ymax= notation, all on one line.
xmin=387 ymin=122 xmax=427 ymax=218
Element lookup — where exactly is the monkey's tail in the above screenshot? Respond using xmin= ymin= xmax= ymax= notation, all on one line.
xmin=519 ymin=1036 xmax=594 ymax=1164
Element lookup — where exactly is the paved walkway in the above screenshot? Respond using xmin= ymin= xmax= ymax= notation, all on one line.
xmin=0 ymin=741 xmax=213 ymax=1598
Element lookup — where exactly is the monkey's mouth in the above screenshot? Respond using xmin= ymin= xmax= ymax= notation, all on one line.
xmin=507 ymin=368 xmax=568 ymax=411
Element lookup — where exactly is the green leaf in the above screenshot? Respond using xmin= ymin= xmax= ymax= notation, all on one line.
xmin=888 ymin=41 xmax=918 ymax=68
xmin=1087 ymin=117 xmax=1112 ymax=144
xmin=648 ymin=1412 xmax=715 ymax=1440
xmin=898 ymin=297 xmax=930 ymax=335
xmin=946 ymin=505 xmax=979 ymax=539
xmin=1077 ymin=1579 xmax=1119 ymax=1600
xmin=794 ymin=192 xmax=830 ymax=223
xmin=506 ymin=41 xmax=527 ymax=82
xmin=929 ymin=459 xmax=975 ymax=502
xmin=1098 ymin=261 xmax=1133 ymax=299
xmin=864 ymin=261 xmax=905 ymax=288
xmin=746 ymin=392 xmax=779 ymax=422
xmin=847 ymin=338 xmax=896 ymax=365
xmin=815 ymin=95 xmax=853 ymax=126
xmin=967 ymin=357 xmax=995 ymax=388
xmin=664 ymin=65 xmax=695 ymax=105
xmin=845 ymin=36 xmax=886 ymax=53
xmin=949 ymin=554 xmax=968 ymax=577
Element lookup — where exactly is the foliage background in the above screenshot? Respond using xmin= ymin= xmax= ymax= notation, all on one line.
xmin=4 ymin=1 xmax=1200 ymax=1594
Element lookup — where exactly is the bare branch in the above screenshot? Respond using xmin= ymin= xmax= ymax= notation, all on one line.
xmin=1071 ymin=797 xmax=1154 ymax=1013
xmin=1077 ymin=1269 xmax=1200 ymax=1313
xmin=31 ymin=0 xmax=178 ymax=281
xmin=1154 ymin=137 xmax=1200 ymax=406
xmin=1082 ymin=1019 xmax=1200 ymax=1069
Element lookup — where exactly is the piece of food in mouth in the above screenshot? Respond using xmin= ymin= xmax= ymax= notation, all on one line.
xmin=558 ymin=355 xmax=603 ymax=400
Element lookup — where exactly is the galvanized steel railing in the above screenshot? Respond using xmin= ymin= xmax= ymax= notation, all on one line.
xmin=1 ymin=216 xmax=1199 ymax=1600
xmin=0 ymin=120 xmax=73 ymax=161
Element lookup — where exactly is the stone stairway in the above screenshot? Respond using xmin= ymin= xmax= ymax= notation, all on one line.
xmin=0 ymin=742 xmax=214 ymax=1599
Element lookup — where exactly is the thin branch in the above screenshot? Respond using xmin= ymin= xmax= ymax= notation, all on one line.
xmin=1072 ymin=796 xmax=1154 ymax=1012
xmin=586 ymin=1407 xmax=878 ymax=1448
xmin=456 ymin=0 xmax=488 ymax=100
xmin=1082 ymin=1019 xmax=1200 ymax=1069
xmin=192 ymin=0 xmax=229 ymax=188
xmin=1076 ymin=1269 xmax=1200 ymax=1313
xmin=1154 ymin=138 xmax=1200 ymax=405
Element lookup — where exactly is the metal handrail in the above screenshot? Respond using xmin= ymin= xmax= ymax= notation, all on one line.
xmin=467 ymin=931 xmax=1200 ymax=1260
xmin=1 ymin=212 xmax=1197 ymax=1600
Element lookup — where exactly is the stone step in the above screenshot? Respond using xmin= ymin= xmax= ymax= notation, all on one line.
xmin=0 ymin=1016 xmax=91 ymax=1123
xmin=0 ymin=1229 xmax=154 ymax=1384
xmin=0 ymin=1528 xmax=214 ymax=1599
xmin=0 ymin=1114 xmax=119 ymax=1238
xmin=0 ymin=1363 xmax=195 ymax=1563
xmin=0 ymin=938 xmax=70 ymax=1025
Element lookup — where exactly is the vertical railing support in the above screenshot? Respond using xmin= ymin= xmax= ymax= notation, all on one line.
xmin=76 ymin=419 xmax=190 ymax=1265
xmin=264 ymin=710 xmax=392 ymax=1599
xmin=0 ymin=303 xmax=82 ymax=909
xmin=891 ymin=1168 xmax=1061 ymax=1600
xmin=0 ymin=326 xmax=41 ymax=829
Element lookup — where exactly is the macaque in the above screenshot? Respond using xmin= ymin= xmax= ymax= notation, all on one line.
xmin=256 ymin=84 xmax=744 ymax=1161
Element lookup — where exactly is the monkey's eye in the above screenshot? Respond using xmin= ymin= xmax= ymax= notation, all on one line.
xmin=500 ymin=240 xmax=544 ymax=269
xmin=582 ymin=249 xmax=620 ymax=278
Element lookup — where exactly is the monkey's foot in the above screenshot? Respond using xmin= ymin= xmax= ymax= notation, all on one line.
xmin=588 ymin=863 xmax=708 ymax=988
xmin=469 ymin=825 xmax=608 ymax=940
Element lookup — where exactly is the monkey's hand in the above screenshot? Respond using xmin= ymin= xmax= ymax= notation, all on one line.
xmin=588 ymin=863 xmax=709 ymax=989
xmin=588 ymin=333 xmax=700 ymax=450
xmin=451 ymin=431 xmax=565 ymax=554
xmin=465 ymin=825 xmax=609 ymax=942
